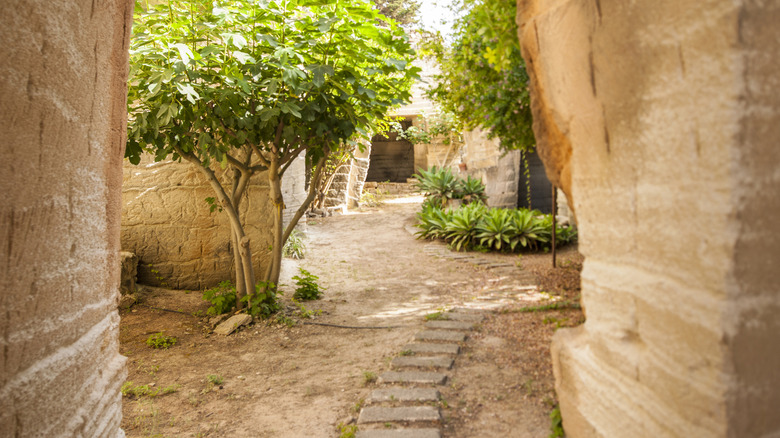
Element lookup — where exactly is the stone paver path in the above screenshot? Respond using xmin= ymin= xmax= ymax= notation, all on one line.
xmin=354 ymin=308 xmax=486 ymax=437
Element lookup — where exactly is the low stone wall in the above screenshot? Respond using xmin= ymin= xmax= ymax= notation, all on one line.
xmin=122 ymin=154 xmax=306 ymax=290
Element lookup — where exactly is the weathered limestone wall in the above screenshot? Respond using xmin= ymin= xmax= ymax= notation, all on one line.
xmin=517 ymin=0 xmax=780 ymax=436
xmin=122 ymin=154 xmax=309 ymax=290
xmin=461 ymin=129 xmax=521 ymax=208
xmin=0 ymin=0 xmax=132 ymax=436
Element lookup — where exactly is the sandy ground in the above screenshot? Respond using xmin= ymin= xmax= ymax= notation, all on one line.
xmin=120 ymin=195 xmax=583 ymax=437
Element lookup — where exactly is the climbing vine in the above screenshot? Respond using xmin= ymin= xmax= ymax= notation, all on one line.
xmin=424 ymin=0 xmax=535 ymax=154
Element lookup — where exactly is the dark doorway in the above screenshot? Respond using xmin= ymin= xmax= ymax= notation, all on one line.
xmin=517 ymin=150 xmax=554 ymax=213
xmin=366 ymin=120 xmax=415 ymax=182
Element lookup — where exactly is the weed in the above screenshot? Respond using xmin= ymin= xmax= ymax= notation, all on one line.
xmin=146 ymin=332 xmax=177 ymax=349
xmin=549 ymin=406 xmax=564 ymax=438
xmin=121 ymin=382 xmax=179 ymax=398
xmin=292 ymin=268 xmax=325 ymax=301
xmin=501 ymin=300 xmax=581 ymax=314
xmin=338 ymin=423 xmax=358 ymax=438
xmin=292 ymin=299 xmax=322 ymax=319
xmin=207 ymin=374 xmax=223 ymax=385
xmin=352 ymin=399 xmax=364 ymax=413
xmin=149 ymin=267 xmax=169 ymax=287
xmin=362 ymin=371 xmax=377 ymax=386
xmin=242 ymin=281 xmax=281 ymax=319
xmin=399 ymin=349 xmax=414 ymax=356
xmin=425 ymin=312 xmax=445 ymax=321
xmin=283 ymin=229 xmax=306 ymax=259
xmin=276 ymin=314 xmax=296 ymax=327
xmin=384 ymin=422 xmax=393 ymax=428
xmin=202 ymin=281 xmax=236 ymax=316
xmin=359 ymin=191 xmax=384 ymax=207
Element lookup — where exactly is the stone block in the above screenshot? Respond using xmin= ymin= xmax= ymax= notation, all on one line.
xmin=425 ymin=321 xmax=474 ymax=330
xmin=378 ymin=371 xmax=447 ymax=385
xmin=414 ymin=331 xmax=466 ymax=343
xmin=356 ymin=429 xmax=441 ymax=438
xmin=442 ymin=313 xmax=484 ymax=323
xmin=119 ymin=251 xmax=138 ymax=294
xmin=369 ymin=388 xmax=440 ymax=403
xmin=391 ymin=356 xmax=454 ymax=370
xmin=213 ymin=314 xmax=252 ymax=335
xmin=402 ymin=343 xmax=460 ymax=355
xmin=357 ymin=407 xmax=441 ymax=424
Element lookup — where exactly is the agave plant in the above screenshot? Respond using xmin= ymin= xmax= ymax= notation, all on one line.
xmin=415 ymin=204 xmax=451 ymax=240
xmin=415 ymin=166 xmax=459 ymax=208
xmin=510 ymin=209 xmax=548 ymax=250
xmin=443 ymin=203 xmax=486 ymax=251
xmin=475 ymin=208 xmax=516 ymax=251
xmin=458 ymin=175 xmax=488 ymax=205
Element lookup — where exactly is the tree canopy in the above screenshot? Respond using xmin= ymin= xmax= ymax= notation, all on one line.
xmin=425 ymin=0 xmax=535 ymax=153
xmin=126 ymin=0 xmax=419 ymax=308
xmin=373 ymin=0 xmax=421 ymax=26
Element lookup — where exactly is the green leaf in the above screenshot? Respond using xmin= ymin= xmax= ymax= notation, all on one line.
xmin=174 ymin=43 xmax=193 ymax=66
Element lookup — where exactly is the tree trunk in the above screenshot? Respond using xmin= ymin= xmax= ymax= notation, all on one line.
xmin=267 ymin=159 xmax=285 ymax=286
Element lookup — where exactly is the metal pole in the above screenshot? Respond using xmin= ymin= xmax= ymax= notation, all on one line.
xmin=552 ymin=185 xmax=557 ymax=268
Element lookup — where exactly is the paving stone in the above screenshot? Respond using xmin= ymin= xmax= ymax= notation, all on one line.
xmin=484 ymin=263 xmax=514 ymax=269
xmin=391 ymin=356 xmax=453 ymax=369
xmin=356 ymin=429 xmax=441 ymax=438
xmin=213 ymin=314 xmax=252 ymax=335
xmin=358 ymin=406 xmax=441 ymax=424
xmin=442 ymin=313 xmax=484 ymax=322
xmin=403 ymin=343 xmax=460 ymax=355
xmin=415 ymin=330 xmax=467 ymax=342
xmin=379 ymin=371 xmax=447 ymax=385
xmin=425 ymin=320 xmax=474 ymax=330
xmin=369 ymin=388 xmax=440 ymax=403
xmin=469 ymin=259 xmax=491 ymax=265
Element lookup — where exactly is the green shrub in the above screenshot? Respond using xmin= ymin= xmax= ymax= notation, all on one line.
xmin=292 ymin=268 xmax=325 ymax=301
xmin=443 ymin=202 xmax=486 ymax=251
xmin=241 ymin=281 xmax=281 ymax=319
xmin=458 ymin=175 xmax=488 ymax=205
xmin=202 ymin=281 xmax=236 ymax=316
xmin=146 ymin=332 xmax=177 ymax=349
xmin=283 ymin=229 xmax=306 ymax=259
xmin=416 ymin=203 xmax=577 ymax=253
xmin=415 ymin=166 xmax=459 ymax=208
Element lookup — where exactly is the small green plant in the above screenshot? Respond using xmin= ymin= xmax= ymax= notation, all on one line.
xmin=549 ymin=406 xmax=564 ymax=438
xmin=202 ymin=281 xmax=236 ymax=316
xmin=276 ymin=314 xmax=296 ymax=327
xmin=338 ymin=423 xmax=358 ymax=438
xmin=362 ymin=371 xmax=377 ymax=386
xmin=292 ymin=268 xmax=325 ymax=301
xmin=121 ymin=382 xmax=179 ymax=398
xmin=399 ymin=349 xmax=414 ymax=356
xmin=425 ymin=312 xmax=445 ymax=321
xmin=207 ymin=374 xmax=224 ymax=385
xmin=292 ymin=299 xmax=322 ymax=319
xmin=241 ymin=281 xmax=281 ymax=319
xmin=146 ymin=332 xmax=177 ymax=349
xmin=352 ymin=399 xmax=365 ymax=413
xmin=149 ymin=267 xmax=169 ymax=287
xmin=359 ymin=191 xmax=384 ymax=207
xmin=283 ymin=229 xmax=306 ymax=259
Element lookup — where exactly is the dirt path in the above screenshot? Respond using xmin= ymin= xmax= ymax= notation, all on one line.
xmin=120 ymin=196 xmax=582 ymax=437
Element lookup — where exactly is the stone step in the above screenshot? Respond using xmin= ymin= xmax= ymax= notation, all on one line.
xmin=442 ymin=313 xmax=484 ymax=323
xmin=357 ymin=406 xmax=441 ymax=424
xmin=403 ymin=343 xmax=460 ymax=355
xmin=391 ymin=356 xmax=454 ymax=370
xmin=369 ymin=388 xmax=440 ymax=403
xmin=415 ymin=330 xmax=467 ymax=343
xmin=425 ymin=321 xmax=474 ymax=330
xmin=356 ymin=429 xmax=441 ymax=438
xmin=379 ymin=371 xmax=447 ymax=385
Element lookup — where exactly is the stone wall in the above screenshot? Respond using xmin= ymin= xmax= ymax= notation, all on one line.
xmin=461 ymin=129 xmax=521 ymax=208
xmin=0 ymin=0 xmax=132 ymax=436
xmin=517 ymin=0 xmax=780 ymax=436
xmin=122 ymin=155 xmax=306 ymax=290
